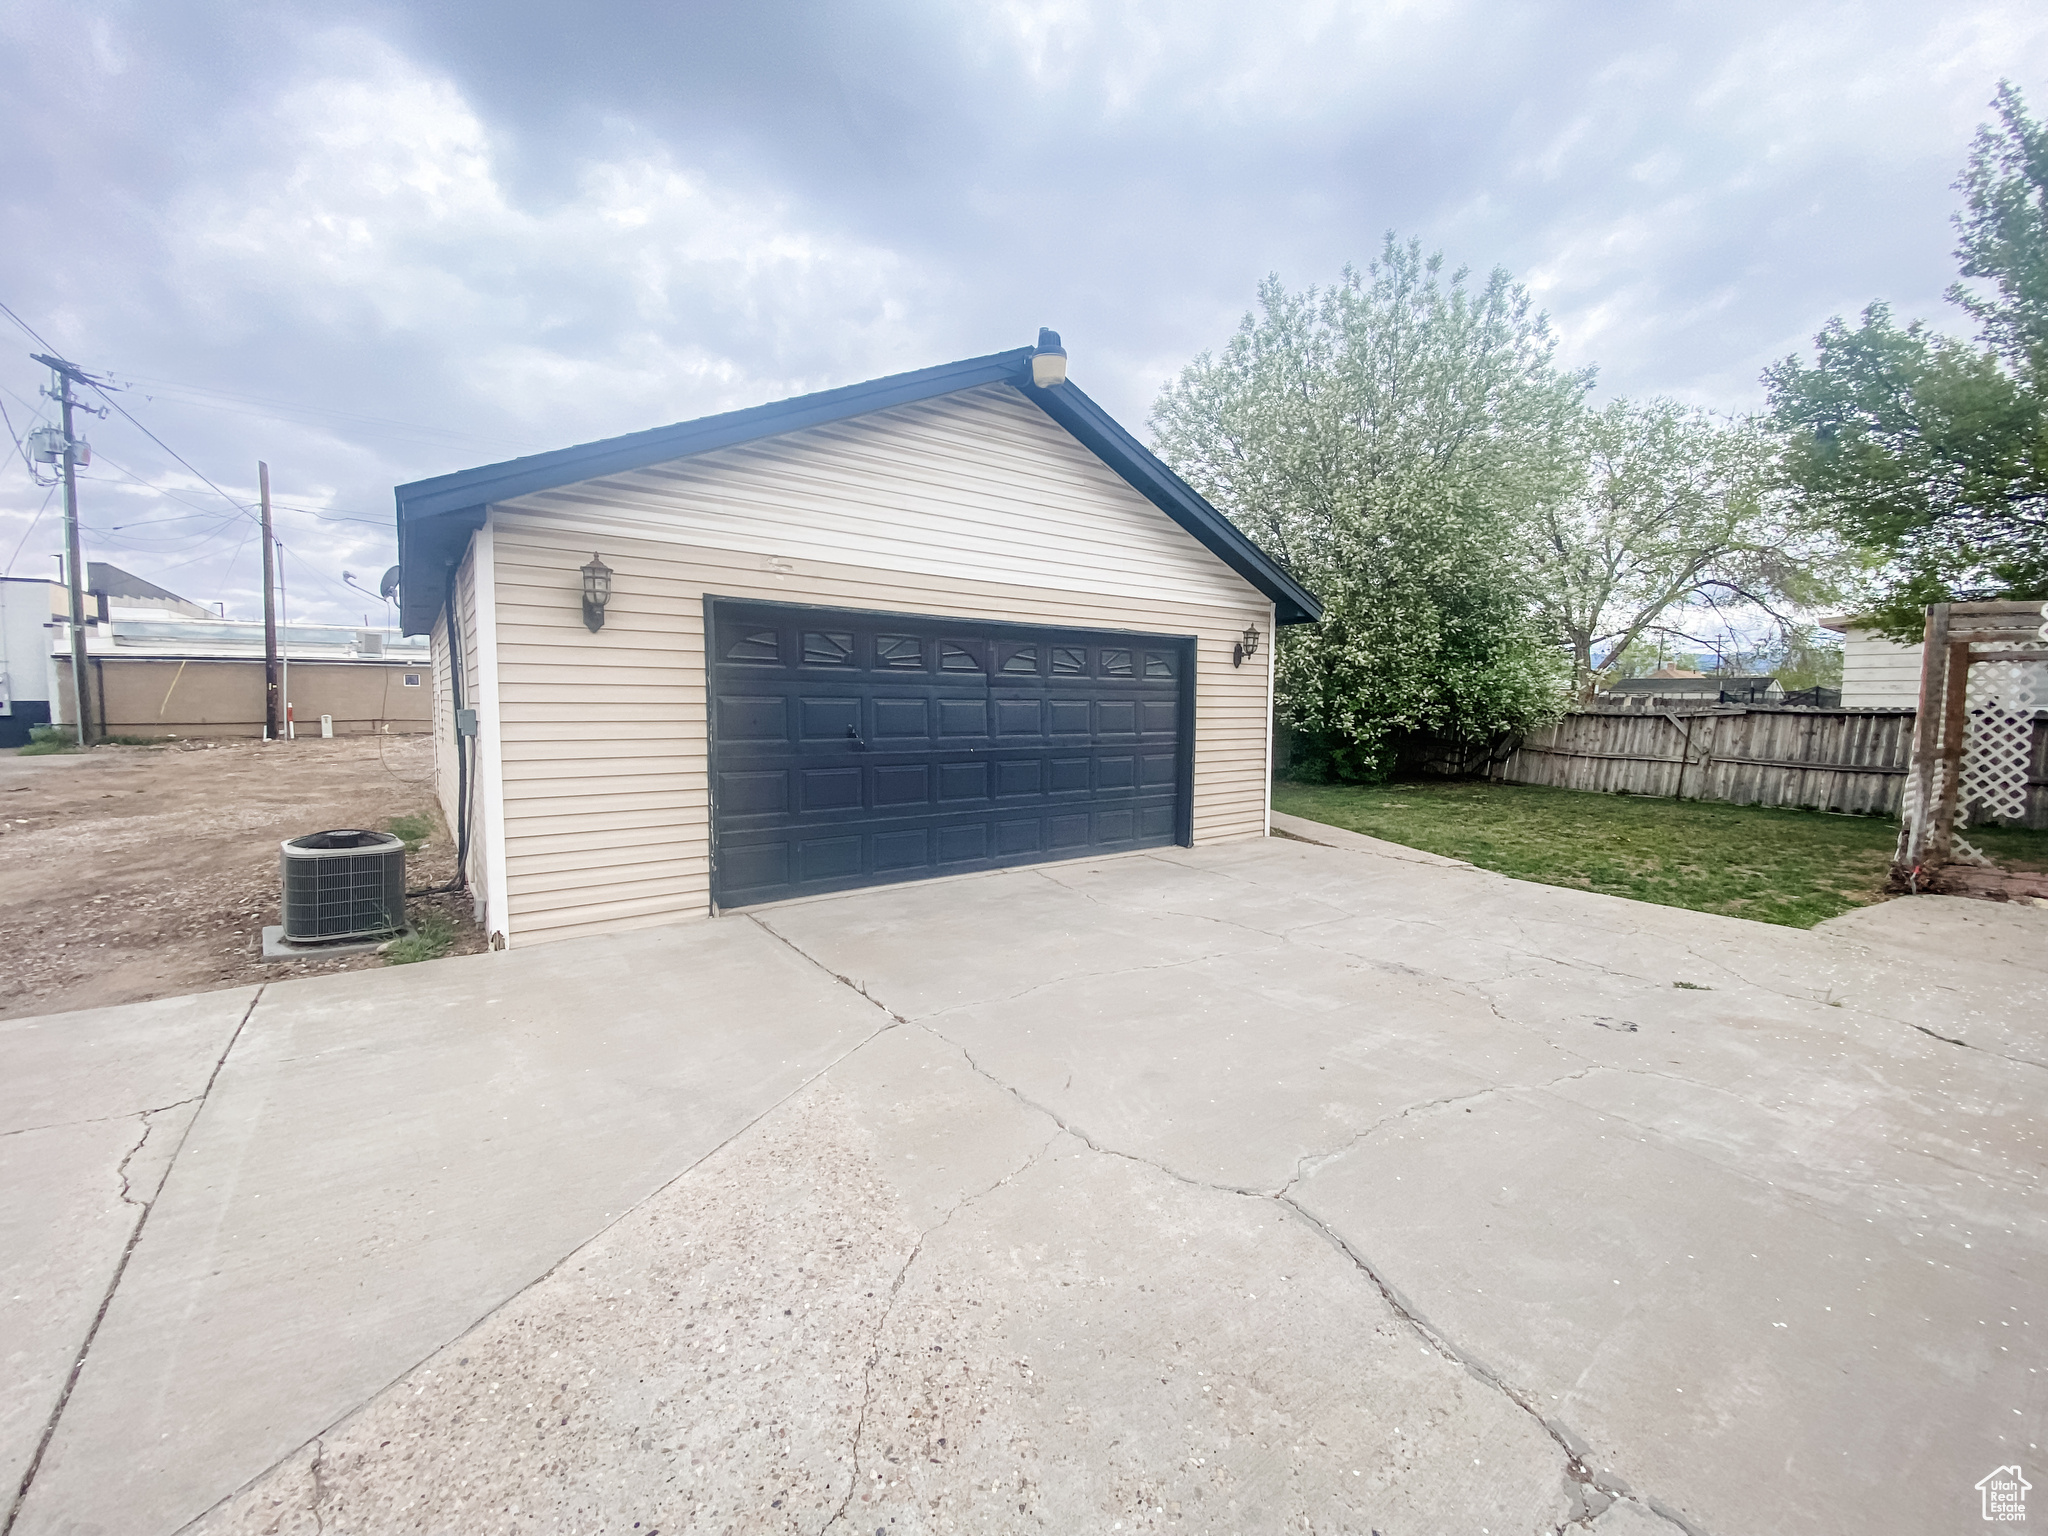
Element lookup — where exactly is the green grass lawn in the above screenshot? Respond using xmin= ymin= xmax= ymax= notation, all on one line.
xmin=1273 ymin=779 xmax=2048 ymax=929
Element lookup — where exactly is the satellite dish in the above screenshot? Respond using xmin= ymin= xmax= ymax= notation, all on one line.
xmin=378 ymin=565 xmax=402 ymax=601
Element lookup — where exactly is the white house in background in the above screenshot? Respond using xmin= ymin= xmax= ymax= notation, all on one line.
xmin=1821 ymin=611 xmax=2048 ymax=709
xmin=1818 ymin=616 xmax=1924 ymax=708
xmin=393 ymin=334 xmax=1323 ymax=950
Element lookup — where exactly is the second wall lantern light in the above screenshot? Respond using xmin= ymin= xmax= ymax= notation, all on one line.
xmin=581 ymin=553 xmax=614 ymax=632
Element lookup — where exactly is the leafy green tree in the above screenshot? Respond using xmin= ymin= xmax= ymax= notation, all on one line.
xmin=1523 ymin=398 xmax=1834 ymax=695
xmin=1769 ymin=626 xmax=1845 ymax=692
xmin=1766 ymin=84 xmax=2048 ymax=638
xmin=1152 ymin=236 xmax=1582 ymax=780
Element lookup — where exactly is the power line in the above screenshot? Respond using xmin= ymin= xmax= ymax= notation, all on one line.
xmin=84 ymin=385 xmax=261 ymax=526
xmin=271 ymin=500 xmax=391 ymax=528
xmin=2 ymin=300 xmax=398 ymax=620
xmin=81 ymin=454 xmax=251 ymax=527
xmin=2 ymin=483 xmax=58 ymax=575
xmin=0 ymin=394 xmax=55 ymax=484
xmin=112 ymin=372 xmax=537 ymax=453
xmin=0 ymin=298 xmax=56 ymax=353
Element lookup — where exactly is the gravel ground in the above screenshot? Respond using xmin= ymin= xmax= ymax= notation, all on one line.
xmin=0 ymin=734 xmax=486 ymax=1021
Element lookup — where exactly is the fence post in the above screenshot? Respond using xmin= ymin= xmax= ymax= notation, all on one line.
xmin=1898 ymin=604 xmax=1951 ymax=872
xmin=1662 ymin=711 xmax=1696 ymax=800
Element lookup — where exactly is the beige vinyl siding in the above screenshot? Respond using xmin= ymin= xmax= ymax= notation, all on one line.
xmin=502 ymin=385 xmax=1258 ymax=612
xmin=429 ymin=540 xmax=495 ymax=915
xmin=478 ymin=384 xmax=1277 ymax=945
xmin=430 ymin=612 xmax=457 ymax=837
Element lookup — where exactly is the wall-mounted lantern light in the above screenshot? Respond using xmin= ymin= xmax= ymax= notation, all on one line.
xmin=1233 ymin=622 xmax=1261 ymax=668
xmin=1030 ymin=327 xmax=1068 ymax=388
xmin=581 ymin=553 xmax=613 ymax=633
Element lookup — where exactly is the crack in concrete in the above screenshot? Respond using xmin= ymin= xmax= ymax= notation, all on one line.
xmin=1280 ymin=1084 xmax=1520 ymax=1195
xmin=176 ymin=946 xmax=912 ymax=1536
xmin=4 ymin=985 xmax=264 ymax=1536
xmin=900 ymin=1007 xmax=1712 ymax=1536
xmin=1274 ymin=1194 xmax=1706 ymax=1536
xmin=0 ymin=1095 xmax=205 ymax=1141
xmin=750 ymin=912 xmax=913 ymax=1026
xmin=1910 ymin=1022 xmax=2048 ymax=1072
xmin=751 ymin=853 xmax=2035 ymax=1536
xmin=818 ymin=1130 xmax=1058 ymax=1536
xmin=115 ymin=1106 xmax=167 ymax=1209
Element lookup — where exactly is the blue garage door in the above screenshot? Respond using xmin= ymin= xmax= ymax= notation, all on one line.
xmin=708 ymin=598 xmax=1194 ymax=908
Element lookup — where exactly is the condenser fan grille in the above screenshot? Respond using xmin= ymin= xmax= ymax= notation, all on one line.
xmin=279 ymin=829 xmax=406 ymax=942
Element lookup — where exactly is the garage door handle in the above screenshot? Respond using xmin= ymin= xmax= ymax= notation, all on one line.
xmin=846 ymin=724 xmax=866 ymax=750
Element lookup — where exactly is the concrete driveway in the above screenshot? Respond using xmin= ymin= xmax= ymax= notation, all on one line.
xmin=3 ymin=818 xmax=2042 ymax=1536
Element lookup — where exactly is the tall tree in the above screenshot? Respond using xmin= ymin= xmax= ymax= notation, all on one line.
xmin=1152 ymin=235 xmax=1583 ymax=780
xmin=1524 ymin=398 xmax=1834 ymax=695
xmin=1766 ymin=84 xmax=2048 ymax=637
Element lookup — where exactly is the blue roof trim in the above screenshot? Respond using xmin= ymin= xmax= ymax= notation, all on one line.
xmin=395 ymin=343 xmax=1321 ymax=632
xmin=1021 ymin=383 xmax=1320 ymax=625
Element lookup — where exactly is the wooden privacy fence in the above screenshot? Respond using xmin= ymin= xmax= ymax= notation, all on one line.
xmin=1405 ymin=705 xmax=2048 ymax=828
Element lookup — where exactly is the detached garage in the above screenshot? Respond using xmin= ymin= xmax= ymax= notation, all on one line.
xmin=395 ymin=335 xmax=1320 ymax=948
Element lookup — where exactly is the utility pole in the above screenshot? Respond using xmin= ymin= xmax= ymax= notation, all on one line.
xmin=31 ymin=354 xmax=100 ymax=746
xmin=260 ymin=461 xmax=281 ymax=740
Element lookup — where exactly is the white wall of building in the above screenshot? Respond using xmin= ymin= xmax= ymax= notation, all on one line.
xmin=0 ymin=578 xmax=57 ymax=716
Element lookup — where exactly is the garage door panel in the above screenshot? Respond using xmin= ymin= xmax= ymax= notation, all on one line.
xmin=937 ymin=760 xmax=990 ymax=802
xmin=799 ymin=697 xmax=862 ymax=739
xmin=721 ymin=842 xmax=789 ymax=894
xmin=997 ymin=819 xmax=1041 ymax=855
xmin=710 ymin=599 xmax=1192 ymax=907
xmin=872 ymin=697 xmax=930 ymax=739
xmin=994 ymin=698 xmax=1043 ymax=737
xmin=719 ymin=695 xmax=788 ymax=741
xmin=1047 ymin=699 xmax=1091 ymax=735
xmin=1096 ymin=700 xmax=1137 ymax=734
xmin=938 ymin=823 xmax=988 ymax=863
xmin=1047 ymin=757 xmax=1090 ymax=792
xmin=873 ymin=763 xmax=931 ymax=807
xmin=996 ymin=760 xmax=1042 ymax=798
xmin=936 ymin=698 xmax=990 ymax=737
xmin=1048 ymin=813 xmax=1091 ymax=848
xmin=872 ymin=829 xmax=929 ymax=871
xmin=719 ymin=769 xmax=788 ymax=816
xmin=802 ymin=767 xmax=864 ymax=812
xmin=799 ymin=835 xmax=863 ymax=881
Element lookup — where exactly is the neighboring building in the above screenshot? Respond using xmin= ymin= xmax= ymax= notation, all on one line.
xmin=86 ymin=562 xmax=214 ymax=622
xmin=1818 ymin=616 xmax=1918 ymax=708
xmin=1820 ymin=610 xmax=2048 ymax=712
xmin=1819 ymin=616 xmax=1936 ymax=709
xmin=47 ymin=577 xmax=431 ymax=739
xmin=396 ymin=337 xmax=1322 ymax=949
xmin=0 ymin=577 xmax=61 ymax=748
xmin=1605 ymin=672 xmax=1783 ymax=703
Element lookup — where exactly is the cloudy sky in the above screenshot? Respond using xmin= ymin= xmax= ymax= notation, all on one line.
xmin=1 ymin=0 xmax=2042 ymax=628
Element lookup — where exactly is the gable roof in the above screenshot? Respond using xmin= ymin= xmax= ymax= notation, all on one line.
xmin=392 ymin=344 xmax=1321 ymax=634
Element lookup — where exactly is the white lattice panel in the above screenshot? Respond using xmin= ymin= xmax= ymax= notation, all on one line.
xmin=1958 ymin=641 xmax=2047 ymax=828
xmin=1899 ymin=607 xmax=2047 ymax=869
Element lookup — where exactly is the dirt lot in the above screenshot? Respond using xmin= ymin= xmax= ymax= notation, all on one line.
xmin=0 ymin=735 xmax=486 ymax=1021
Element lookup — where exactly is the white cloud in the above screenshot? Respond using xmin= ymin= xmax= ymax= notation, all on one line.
xmin=172 ymin=31 xmax=927 ymax=428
